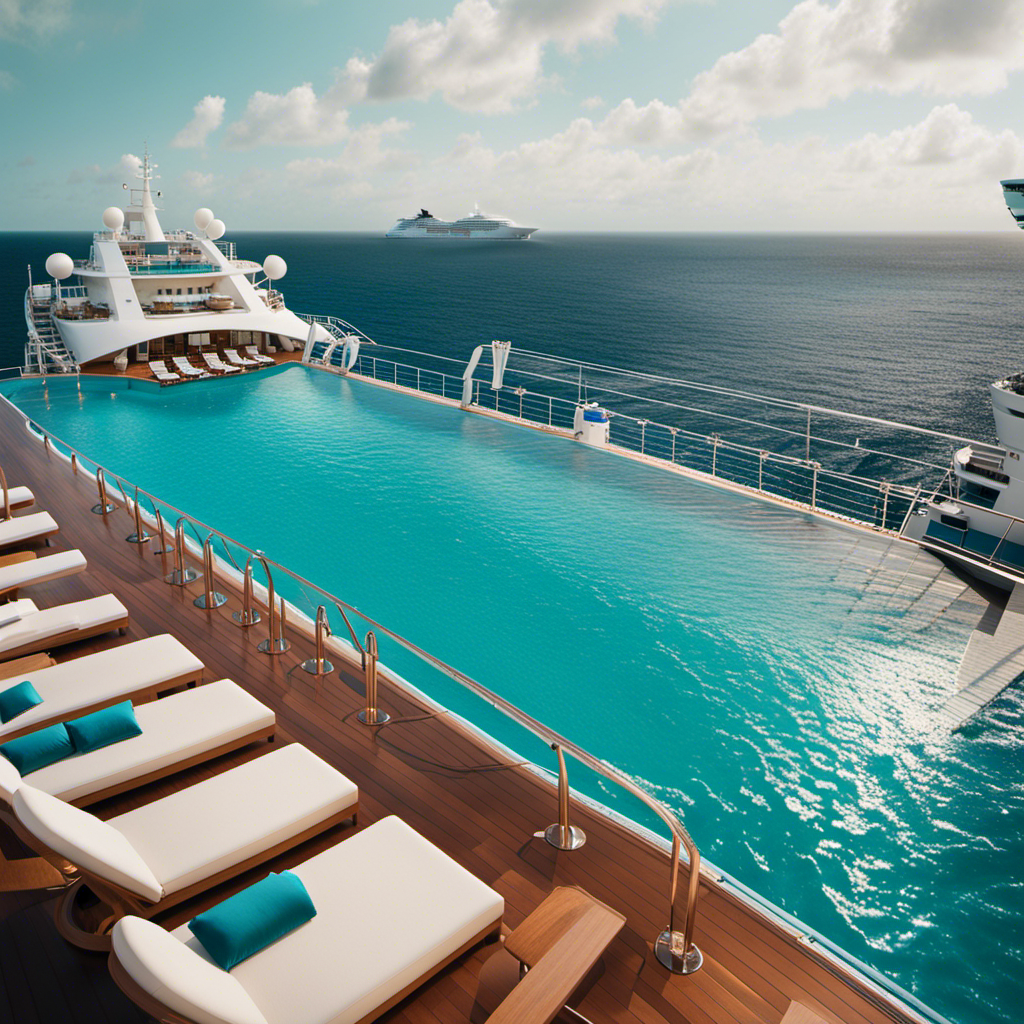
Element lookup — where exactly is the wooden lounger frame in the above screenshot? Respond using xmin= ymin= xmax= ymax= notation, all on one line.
xmin=0 ymin=611 xmax=131 ymax=662
xmin=0 ymin=665 xmax=204 ymax=744
xmin=52 ymin=798 xmax=359 ymax=951
xmin=107 ymin=916 xmax=502 ymax=1024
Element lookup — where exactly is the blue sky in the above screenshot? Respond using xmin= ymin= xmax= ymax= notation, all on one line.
xmin=3 ymin=0 xmax=1024 ymax=231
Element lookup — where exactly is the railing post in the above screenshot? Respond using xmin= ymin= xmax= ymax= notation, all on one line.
xmin=638 ymin=419 xmax=648 ymax=455
xmin=416 ymin=367 xmax=420 ymax=392
xmin=194 ymin=534 xmax=228 ymax=609
xmin=515 ymin=386 xmax=525 ymax=419
xmin=758 ymin=451 xmax=767 ymax=492
xmin=710 ymin=434 xmax=719 ymax=476
xmin=151 ymin=508 xmax=172 ymax=554
xmin=91 ymin=467 xmax=115 ymax=514
xmin=125 ymin=486 xmax=151 ymax=545
xmin=669 ymin=426 xmax=678 ymax=463
xmin=537 ymin=744 xmax=586 ymax=851
xmin=805 ymin=407 xmax=811 ymax=464
xmin=811 ymin=462 xmax=820 ymax=510
xmin=164 ymin=518 xmax=200 ymax=586
xmin=43 ymin=434 xmax=51 ymax=455
xmin=232 ymin=554 xmax=263 ymax=627
xmin=880 ymin=482 xmax=890 ymax=531
xmin=654 ymin=829 xmax=704 ymax=975
xmin=70 ymin=452 xmax=77 ymax=474
xmin=256 ymin=552 xmax=290 ymax=654
xmin=301 ymin=605 xmax=335 ymax=675
xmin=548 ymin=396 xmax=553 ymax=426
xmin=357 ymin=630 xmax=391 ymax=725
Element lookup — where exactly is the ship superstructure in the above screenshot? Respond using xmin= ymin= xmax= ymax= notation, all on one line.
xmin=386 ymin=204 xmax=536 ymax=239
xmin=24 ymin=151 xmax=323 ymax=372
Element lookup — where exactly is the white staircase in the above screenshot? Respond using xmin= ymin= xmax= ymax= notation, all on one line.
xmin=24 ymin=281 xmax=76 ymax=374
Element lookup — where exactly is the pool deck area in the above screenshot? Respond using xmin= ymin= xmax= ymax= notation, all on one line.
xmin=0 ymin=392 xmax=955 ymax=1024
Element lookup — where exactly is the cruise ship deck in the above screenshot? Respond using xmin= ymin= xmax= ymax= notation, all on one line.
xmin=0 ymin=392 xmax=937 ymax=1024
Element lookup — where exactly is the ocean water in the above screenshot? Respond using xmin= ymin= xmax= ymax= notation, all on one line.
xmin=2 ymin=232 xmax=1024 ymax=1024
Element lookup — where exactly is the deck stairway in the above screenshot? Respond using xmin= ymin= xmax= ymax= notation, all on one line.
xmin=942 ymin=580 xmax=1024 ymax=726
xmin=24 ymin=288 xmax=76 ymax=373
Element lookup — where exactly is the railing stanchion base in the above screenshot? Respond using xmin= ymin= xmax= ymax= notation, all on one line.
xmin=232 ymin=608 xmax=262 ymax=627
xmin=194 ymin=591 xmax=228 ymax=609
xmin=654 ymin=932 xmax=703 ymax=975
xmin=357 ymin=708 xmax=390 ymax=726
xmin=258 ymin=637 xmax=290 ymax=655
xmin=165 ymin=568 xmax=199 ymax=586
xmin=537 ymin=824 xmax=586 ymax=851
xmin=91 ymin=502 xmax=115 ymax=515
xmin=301 ymin=657 xmax=334 ymax=675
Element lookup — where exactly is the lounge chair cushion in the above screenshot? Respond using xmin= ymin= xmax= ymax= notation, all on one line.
xmin=0 ymin=594 xmax=128 ymax=655
xmin=112 ymin=743 xmax=358 ymax=896
xmin=113 ymin=917 xmax=268 ymax=1024
xmin=1 ymin=723 xmax=75 ymax=774
xmin=176 ymin=815 xmax=504 ymax=1024
xmin=3 ymin=485 xmax=34 ymax=509
xmin=0 ymin=549 xmax=87 ymax=595
xmin=0 ymin=512 xmax=58 ymax=547
xmin=188 ymin=870 xmax=316 ymax=971
xmin=0 ymin=679 xmax=43 ymax=722
xmin=0 ymin=634 xmax=204 ymax=741
xmin=65 ymin=700 xmax=143 ymax=754
xmin=24 ymin=679 xmax=274 ymax=805
xmin=13 ymin=784 xmax=163 ymax=902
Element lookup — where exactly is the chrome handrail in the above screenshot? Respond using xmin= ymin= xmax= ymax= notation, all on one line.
xmin=91 ymin=466 xmax=114 ymax=515
xmin=232 ymin=554 xmax=262 ymax=627
xmin=9 ymin=399 xmax=705 ymax=974
xmin=356 ymin=630 xmax=389 ymax=726
xmin=152 ymin=507 xmax=172 ymax=555
xmin=194 ymin=534 xmax=228 ymax=609
xmin=536 ymin=744 xmax=586 ymax=852
xmin=255 ymin=551 xmax=289 ymax=654
xmin=301 ymin=605 xmax=334 ymax=675
xmin=126 ymin=486 xmax=151 ymax=545
xmin=164 ymin=517 xmax=199 ymax=586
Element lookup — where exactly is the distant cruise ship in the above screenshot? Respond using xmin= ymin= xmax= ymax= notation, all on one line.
xmin=386 ymin=204 xmax=537 ymax=240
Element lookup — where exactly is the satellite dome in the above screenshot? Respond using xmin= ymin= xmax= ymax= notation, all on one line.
xmin=194 ymin=208 xmax=214 ymax=231
xmin=206 ymin=218 xmax=226 ymax=240
xmin=45 ymin=253 xmax=74 ymax=280
xmin=102 ymin=207 xmax=124 ymax=231
xmin=263 ymin=255 xmax=287 ymax=281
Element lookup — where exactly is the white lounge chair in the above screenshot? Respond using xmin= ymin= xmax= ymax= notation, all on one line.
xmin=172 ymin=356 xmax=209 ymax=379
xmin=0 ymin=679 xmax=274 ymax=810
xmin=202 ymin=352 xmax=240 ymax=374
xmin=1 ymin=484 xmax=34 ymax=514
xmin=13 ymin=743 xmax=358 ymax=947
xmin=0 ymin=549 xmax=87 ymax=600
xmin=148 ymin=360 xmax=180 ymax=383
xmin=0 ymin=511 xmax=59 ymax=551
xmin=245 ymin=345 xmax=274 ymax=365
xmin=0 ymin=594 xmax=129 ymax=661
xmin=0 ymin=633 xmax=204 ymax=743
xmin=108 ymin=815 xmax=503 ymax=1024
xmin=225 ymin=349 xmax=258 ymax=368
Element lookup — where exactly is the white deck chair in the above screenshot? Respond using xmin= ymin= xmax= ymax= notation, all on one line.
xmin=0 ymin=679 xmax=274 ymax=810
xmin=1 ymin=484 xmax=34 ymax=514
xmin=225 ymin=349 xmax=258 ymax=368
xmin=0 ymin=633 xmax=204 ymax=743
xmin=0 ymin=549 xmax=86 ymax=600
xmin=148 ymin=361 xmax=180 ymax=383
xmin=245 ymin=345 xmax=274 ymax=365
xmin=172 ymin=357 xmax=208 ymax=378
xmin=108 ymin=816 xmax=504 ymax=1024
xmin=0 ymin=594 xmax=129 ymax=661
xmin=13 ymin=743 xmax=358 ymax=947
xmin=202 ymin=352 xmax=240 ymax=374
xmin=0 ymin=512 xmax=59 ymax=551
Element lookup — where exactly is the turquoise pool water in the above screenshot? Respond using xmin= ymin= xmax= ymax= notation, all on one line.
xmin=3 ymin=366 xmax=1021 ymax=1023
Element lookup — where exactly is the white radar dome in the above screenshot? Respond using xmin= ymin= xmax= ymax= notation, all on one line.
xmin=45 ymin=253 xmax=74 ymax=280
xmin=263 ymin=255 xmax=287 ymax=281
xmin=206 ymin=218 xmax=226 ymax=240
xmin=194 ymin=208 xmax=214 ymax=231
xmin=102 ymin=207 xmax=124 ymax=232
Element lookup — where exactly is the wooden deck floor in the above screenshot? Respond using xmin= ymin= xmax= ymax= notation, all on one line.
xmin=0 ymin=392 xmax=931 ymax=1024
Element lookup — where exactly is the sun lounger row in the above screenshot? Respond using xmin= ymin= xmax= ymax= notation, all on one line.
xmin=0 ymin=510 xmax=59 ymax=551
xmin=149 ymin=349 xmax=275 ymax=384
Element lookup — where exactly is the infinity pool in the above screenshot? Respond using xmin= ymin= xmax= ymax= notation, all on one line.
xmin=3 ymin=366 xmax=1021 ymax=1023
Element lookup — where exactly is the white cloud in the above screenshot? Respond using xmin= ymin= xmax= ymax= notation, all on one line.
xmin=340 ymin=0 xmax=672 ymax=113
xmin=171 ymin=95 xmax=225 ymax=149
xmin=0 ymin=70 xmax=14 ymax=89
xmin=594 ymin=0 xmax=1024 ymax=145
xmin=224 ymin=84 xmax=351 ymax=148
xmin=283 ymin=119 xmax=413 ymax=181
xmin=67 ymin=153 xmax=141 ymax=187
xmin=0 ymin=0 xmax=70 ymax=39
xmin=581 ymin=95 xmax=605 ymax=110
xmin=182 ymin=170 xmax=215 ymax=193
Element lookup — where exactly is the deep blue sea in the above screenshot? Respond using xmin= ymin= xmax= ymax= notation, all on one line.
xmin=2 ymin=232 xmax=1023 ymax=1024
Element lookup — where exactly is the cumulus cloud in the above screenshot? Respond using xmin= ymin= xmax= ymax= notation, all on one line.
xmin=283 ymin=119 xmax=413 ymax=180
xmin=67 ymin=153 xmax=141 ymax=187
xmin=581 ymin=95 xmax=605 ymax=110
xmin=592 ymin=0 xmax=1024 ymax=146
xmin=340 ymin=0 xmax=671 ymax=113
xmin=0 ymin=0 xmax=70 ymax=39
xmin=182 ymin=170 xmax=215 ymax=193
xmin=0 ymin=70 xmax=14 ymax=89
xmin=171 ymin=95 xmax=225 ymax=148
xmin=224 ymin=84 xmax=351 ymax=148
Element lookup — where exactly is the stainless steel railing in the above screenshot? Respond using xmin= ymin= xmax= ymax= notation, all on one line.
xmin=12 ymin=407 xmax=707 ymax=976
